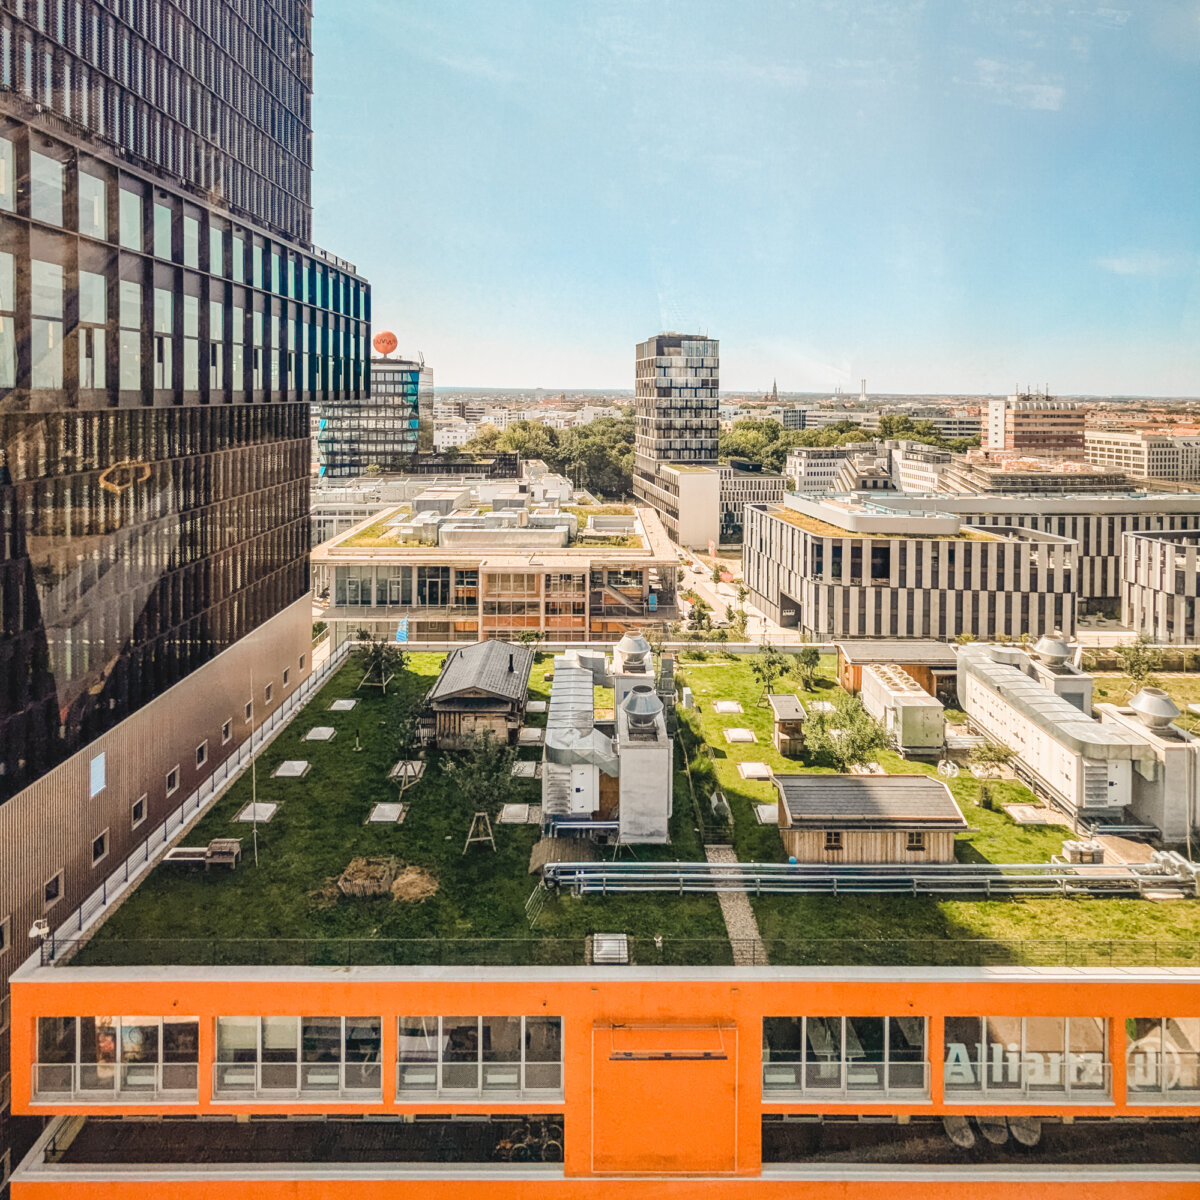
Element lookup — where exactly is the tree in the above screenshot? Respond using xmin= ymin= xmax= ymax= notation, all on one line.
xmin=805 ymin=692 xmax=892 ymax=772
xmin=389 ymin=705 xmax=424 ymax=799
xmin=794 ymin=647 xmax=821 ymax=691
xmin=750 ymin=642 xmax=790 ymax=704
xmin=441 ymin=731 xmax=524 ymax=814
xmin=736 ymin=583 xmax=749 ymax=606
xmin=355 ymin=629 xmax=406 ymax=693
xmin=1114 ymin=634 xmax=1162 ymax=697
xmin=711 ymin=562 xmax=723 ymax=586
xmin=364 ymin=462 xmax=383 ymax=476
xmin=970 ymin=741 xmax=1014 ymax=774
xmin=725 ymin=605 xmax=748 ymax=640
xmin=461 ymin=423 xmax=501 ymax=455
xmin=515 ymin=629 xmax=544 ymax=644
xmin=954 ymin=632 xmax=976 ymax=646
xmin=687 ymin=595 xmax=713 ymax=632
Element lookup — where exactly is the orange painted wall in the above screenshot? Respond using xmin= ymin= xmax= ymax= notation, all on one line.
xmin=10 ymin=968 xmax=1200 ymax=1186
xmin=13 ymin=1177 xmax=1200 ymax=1200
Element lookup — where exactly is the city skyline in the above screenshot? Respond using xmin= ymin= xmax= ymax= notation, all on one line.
xmin=313 ymin=1 xmax=1200 ymax=394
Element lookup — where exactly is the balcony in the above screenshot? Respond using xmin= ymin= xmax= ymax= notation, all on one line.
xmin=34 ymin=1062 xmax=199 ymax=1103
xmin=213 ymin=1061 xmax=382 ymax=1101
xmin=762 ymin=1060 xmax=929 ymax=1101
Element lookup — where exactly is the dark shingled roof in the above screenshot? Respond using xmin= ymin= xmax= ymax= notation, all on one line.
xmin=835 ymin=640 xmax=958 ymax=668
xmin=427 ymin=640 xmax=536 ymax=706
xmin=774 ymin=775 xmax=967 ymax=830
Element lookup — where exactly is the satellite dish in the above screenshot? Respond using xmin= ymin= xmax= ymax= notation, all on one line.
xmin=372 ymin=330 xmax=398 ymax=356
xmin=937 ymin=760 xmax=959 ymax=779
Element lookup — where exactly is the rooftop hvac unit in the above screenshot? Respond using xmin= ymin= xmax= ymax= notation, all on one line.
xmin=1129 ymin=686 xmax=1180 ymax=731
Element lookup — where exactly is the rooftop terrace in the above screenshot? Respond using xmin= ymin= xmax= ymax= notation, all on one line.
xmin=64 ymin=651 xmax=1200 ymax=969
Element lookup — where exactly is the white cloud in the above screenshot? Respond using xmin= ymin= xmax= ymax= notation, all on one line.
xmin=1096 ymin=252 xmax=1196 ymax=276
xmin=968 ymin=57 xmax=1066 ymax=109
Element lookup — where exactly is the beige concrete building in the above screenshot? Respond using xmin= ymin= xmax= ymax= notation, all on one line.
xmin=313 ymin=503 xmax=678 ymax=647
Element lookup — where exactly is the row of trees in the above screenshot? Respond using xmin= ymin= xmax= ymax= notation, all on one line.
xmin=719 ymin=415 xmax=979 ymax=474
xmin=458 ymin=416 xmax=636 ymax=498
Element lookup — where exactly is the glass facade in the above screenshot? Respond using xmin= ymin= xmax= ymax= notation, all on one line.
xmin=0 ymin=8 xmax=369 ymax=801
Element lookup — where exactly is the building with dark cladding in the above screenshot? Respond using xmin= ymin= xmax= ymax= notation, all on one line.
xmin=0 ymin=0 xmax=368 ymax=1167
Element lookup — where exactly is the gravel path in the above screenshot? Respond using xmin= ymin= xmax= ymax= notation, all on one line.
xmin=705 ymin=844 xmax=768 ymax=965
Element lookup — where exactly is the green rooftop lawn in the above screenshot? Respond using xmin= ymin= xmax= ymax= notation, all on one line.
xmin=77 ymin=651 xmax=725 ymax=965
xmin=72 ymin=650 xmax=1200 ymax=969
xmin=677 ymin=653 xmax=1200 ymax=956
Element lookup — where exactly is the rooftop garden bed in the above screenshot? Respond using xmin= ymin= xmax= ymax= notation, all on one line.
xmin=67 ymin=651 xmax=1200 ymax=969
xmin=74 ymin=652 xmax=725 ymax=967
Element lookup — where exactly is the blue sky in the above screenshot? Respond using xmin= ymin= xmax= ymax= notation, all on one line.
xmin=312 ymin=2 xmax=1200 ymax=394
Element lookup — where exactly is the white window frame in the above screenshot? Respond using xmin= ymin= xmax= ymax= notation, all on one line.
xmin=132 ymin=793 xmax=147 ymax=829
xmin=165 ymin=765 xmax=180 ymax=797
xmin=264 ymin=682 xmax=273 ymax=705
xmin=222 ymin=719 xmax=233 ymax=745
xmin=244 ymin=700 xmax=253 ymax=722
xmin=283 ymin=666 xmax=290 ymax=688
xmin=196 ymin=740 xmax=208 ymax=768
xmin=44 ymin=870 xmax=64 ymax=911
xmin=299 ymin=653 xmax=306 ymax=670
xmin=91 ymin=828 xmax=110 ymax=867
xmin=89 ymin=752 xmax=106 ymax=799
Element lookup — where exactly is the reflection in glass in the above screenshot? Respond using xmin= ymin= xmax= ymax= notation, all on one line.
xmin=119 ymin=189 xmax=142 ymax=250
xmin=154 ymin=203 xmax=172 ymax=259
xmin=31 ymin=261 xmax=64 ymax=388
xmin=183 ymin=216 xmax=200 ymax=268
xmin=0 ymin=136 xmax=13 ymax=211
xmin=30 ymin=152 xmax=63 ymax=225
xmin=79 ymin=171 xmax=106 ymax=238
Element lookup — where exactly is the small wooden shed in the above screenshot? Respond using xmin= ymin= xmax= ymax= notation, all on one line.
xmin=766 ymin=694 xmax=807 ymax=757
xmin=426 ymin=640 xmax=536 ymax=749
xmin=773 ymin=774 xmax=967 ymax=864
xmin=835 ymin=640 xmax=959 ymax=704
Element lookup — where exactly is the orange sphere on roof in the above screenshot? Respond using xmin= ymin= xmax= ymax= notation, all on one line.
xmin=373 ymin=330 xmax=398 ymax=356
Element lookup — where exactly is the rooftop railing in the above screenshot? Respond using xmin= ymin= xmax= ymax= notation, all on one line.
xmin=48 ymin=937 xmax=1200 ymax=970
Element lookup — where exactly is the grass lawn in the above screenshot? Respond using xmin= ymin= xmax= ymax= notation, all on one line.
xmin=678 ymin=654 xmax=1200 ymax=956
xmin=78 ymin=651 xmax=725 ymax=965
xmin=1091 ymin=671 xmax=1200 ymax=729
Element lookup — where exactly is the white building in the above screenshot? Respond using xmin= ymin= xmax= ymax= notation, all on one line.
xmin=958 ymin=641 xmax=1200 ymax=837
xmin=860 ymin=664 xmax=945 ymax=757
xmin=1122 ymin=531 xmax=1200 ymax=644
xmin=1085 ymin=430 xmax=1200 ymax=482
xmin=433 ymin=421 xmax=472 ymax=450
xmin=885 ymin=440 xmax=953 ymax=493
xmin=784 ymin=444 xmax=875 ymax=493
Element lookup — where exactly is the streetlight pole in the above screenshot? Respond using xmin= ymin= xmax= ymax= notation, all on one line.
xmin=249 ymin=668 xmax=258 ymax=867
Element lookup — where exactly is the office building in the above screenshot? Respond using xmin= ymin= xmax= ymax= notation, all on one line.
xmin=312 ymin=500 xmax=677 ymax=645
xmin=1122 ymin=531 xmax=1200 ymax=644
xmin=632 ymin=332 xmax=720 ymax=546
xmin=316 ymin=355 xmax=432 ymax=478
xmin=0 ymin=0 xmax=367 ymax=1163
xmin=984 ymin=393 xmax=1085 ymax=454
xmin=866 ymin=491 xmax=1200 ymax=616
xmin=718 ymin=462 xmax=787 ymax=542
xmin=742 ymin=495 xmax=1076 ymax=640
xmin=937 ymin=457 xmax=1128 ymax=494
xmin=1085 ymin=430 xmax=1200 ymax=482
xmin=784 ymin=444 xmax=875 ymax=493
xmin=884 ymin=440 xmax=953 ymax=493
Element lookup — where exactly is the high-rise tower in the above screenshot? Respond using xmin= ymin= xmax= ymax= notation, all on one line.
xmin=632 ymin=332 xmax=720 ymax=546
xmin=0 ymin=1 xmax=369 ymax=1159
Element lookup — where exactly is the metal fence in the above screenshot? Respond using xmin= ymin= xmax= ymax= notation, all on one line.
xmin=47 ymin=935 xmax=1200 ymax=970
xmin=42 ymin=641 xmax=354 ymax=963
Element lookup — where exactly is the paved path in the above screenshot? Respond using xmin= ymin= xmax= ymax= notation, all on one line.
xmin=705 ymin=845 xmax=769 ymax=966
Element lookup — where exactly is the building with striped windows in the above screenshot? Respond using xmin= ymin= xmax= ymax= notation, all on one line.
xmin=0 ymin=0 xmax=367 ymax=1173
xmin=743 ymin=495 xmax=1076 ymax=641
xmin=1122 ymin=531 xmax=1200 ymax=645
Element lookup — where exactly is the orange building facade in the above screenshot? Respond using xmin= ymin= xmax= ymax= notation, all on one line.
xmin=7 ymin=962 xmax=1200 ymax=1195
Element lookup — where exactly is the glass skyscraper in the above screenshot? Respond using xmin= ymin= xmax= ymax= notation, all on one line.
xmin=0 ymin=0 xmax=368 ymax=1165
xmin=318 ymin=355 xmax=432 ymax=477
